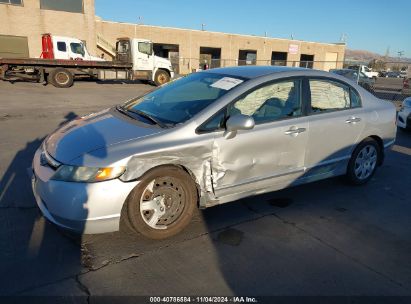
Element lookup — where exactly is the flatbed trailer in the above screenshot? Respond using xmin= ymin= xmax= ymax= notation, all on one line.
xmin=0 ymin=57 xmax=134 ymax=88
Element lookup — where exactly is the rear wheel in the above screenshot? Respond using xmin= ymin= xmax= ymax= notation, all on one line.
xmin=346 ymin=138 xmax=380 ymax=185
xmin=154 ymin=70 xmax=170 ymax=86
xmin=126 ymin=166 xmax=197 ymax=239
xmin=49 ymin=68 xmax=74 ymax=88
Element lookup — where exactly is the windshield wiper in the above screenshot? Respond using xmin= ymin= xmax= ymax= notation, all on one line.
xmin=126 ymin=108 xmax=167 ymax=128
xmin=116 ymin=105 xmax=134 ymax=118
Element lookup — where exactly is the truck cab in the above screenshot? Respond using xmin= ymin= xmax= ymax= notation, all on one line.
xmin=40 ymin=34 xmax=104 ymax=61
xmin=348 ymin=65 xmax=379 ymax=79
xmin=116 ymin=38 xmax=174 ymax=85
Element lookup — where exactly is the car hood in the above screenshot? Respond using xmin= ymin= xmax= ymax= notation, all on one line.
xmin=45 ymin=108 xmax=163 ymax=164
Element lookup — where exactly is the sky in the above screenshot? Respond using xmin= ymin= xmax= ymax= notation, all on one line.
xmin=95 ymin=0 xmax=411 ymax=58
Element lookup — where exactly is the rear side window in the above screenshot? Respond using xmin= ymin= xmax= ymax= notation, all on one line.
xmin=350 ymin=89 xmax=361 ymax=108
xmin=309 ymin=79 xmax=351 ymax=113
xmin=57 ymin=42 xmax=66 ymax=52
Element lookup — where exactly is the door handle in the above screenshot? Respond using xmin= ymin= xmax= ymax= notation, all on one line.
xmin=345 ymin=117 xmax=362 ymax=124
xmin=285 ymin=127 xmax=306 ymax=136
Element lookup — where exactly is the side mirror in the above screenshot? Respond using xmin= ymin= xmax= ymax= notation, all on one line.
xmin=225 ymin=114 xmax=255 ymax=139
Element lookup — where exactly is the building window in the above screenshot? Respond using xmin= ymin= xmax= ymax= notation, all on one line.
xmin=40 ymin=0 xmax=83 ymax=13
xmin=0 ymin=0 xmax=23 ymax=5
xmin=300 ymin=54 xmax=314 ymax=69
xmin=239 ymin=50 xmax=257 ymax=66
xmin=200 ymin=47 xmax=221 ymax=69
xmin=271 ymin=51 xmax=288 ymax=66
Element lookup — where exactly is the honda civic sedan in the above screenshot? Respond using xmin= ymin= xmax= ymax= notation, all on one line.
xmin=32 ymin=66 xmax=397 ymax=239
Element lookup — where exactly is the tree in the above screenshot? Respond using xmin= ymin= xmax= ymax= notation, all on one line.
xmin=368 ymin=59 xmax=386 ymax=71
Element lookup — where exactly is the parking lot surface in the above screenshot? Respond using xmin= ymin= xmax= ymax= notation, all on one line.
xmin=0 ymin=80 xmax=411 ymax=300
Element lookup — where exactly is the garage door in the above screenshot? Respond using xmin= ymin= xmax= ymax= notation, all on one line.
xmin=323 ymin=52 xmax=338 ymax=71
xmin=0 ymin=35 xmax=29 ymax=58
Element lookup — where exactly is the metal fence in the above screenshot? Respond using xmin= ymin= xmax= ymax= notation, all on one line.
xmin=343 ymin=61 xmax=411 ymax=106
xmin=173 ymin=58 xmax=410 ymax=105
xmin=176 ymin=58 xmax=342 ymax=71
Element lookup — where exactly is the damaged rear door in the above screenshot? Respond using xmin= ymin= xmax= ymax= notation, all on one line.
xmin=210 ymin=78 xmax=309 ymax=199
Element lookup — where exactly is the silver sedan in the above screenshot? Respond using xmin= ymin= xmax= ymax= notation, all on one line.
xmin=32 ymin=66 xmax=397 ymax=239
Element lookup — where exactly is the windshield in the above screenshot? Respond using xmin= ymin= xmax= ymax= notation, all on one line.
xmin=122 ymin=72 xmax=245 ymax=125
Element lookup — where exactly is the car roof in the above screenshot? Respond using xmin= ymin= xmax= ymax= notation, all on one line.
xmin=205 ymin=66 xmax=308 ymax=79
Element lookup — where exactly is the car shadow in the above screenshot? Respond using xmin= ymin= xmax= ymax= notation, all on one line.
xmin=0 ymin=112 xmax=91 ymax=297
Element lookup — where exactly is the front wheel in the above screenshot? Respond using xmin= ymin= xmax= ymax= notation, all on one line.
xmin=126 ymin=166 xmax=197 ymax=239
xmin=346 ymin=138 xmax=381 ymax=185
xmin=154 ymin=70 xmax=170 ymax=86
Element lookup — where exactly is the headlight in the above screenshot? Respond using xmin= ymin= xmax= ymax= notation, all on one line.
xmin=51 ymin=165 xmax=125 ymax=182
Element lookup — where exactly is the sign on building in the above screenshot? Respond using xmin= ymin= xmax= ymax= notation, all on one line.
xmin=289 ymin=44 xmax=299 ymax=55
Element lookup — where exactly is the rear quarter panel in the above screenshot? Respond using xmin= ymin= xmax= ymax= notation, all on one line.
xmin=360 ymin=91 xmax=397 ymax=147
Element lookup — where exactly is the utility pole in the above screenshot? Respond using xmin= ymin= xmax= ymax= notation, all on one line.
xmin=201 ymin=23 xmax=206 ymax=31
xmin=135 ymin=16 xmax=144 ymax=38
xmin=398 ymin=51 xmax=404 ymax=59
xmin=384 ymin=46 xmax=390 ymax=58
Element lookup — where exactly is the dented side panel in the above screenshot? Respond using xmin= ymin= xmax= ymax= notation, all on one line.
xmin=211 ymin=116 xmax=310 ymax=199
xmin=117 ymin=135 xmax=217 ymax=206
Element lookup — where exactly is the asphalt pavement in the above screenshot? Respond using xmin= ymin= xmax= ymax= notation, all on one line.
xmin=0 ymin=80 xmax=411 ymax=301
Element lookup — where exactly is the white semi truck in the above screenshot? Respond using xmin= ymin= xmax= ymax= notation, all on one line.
xmin=0 ymin=34 xmax=174 ymax=88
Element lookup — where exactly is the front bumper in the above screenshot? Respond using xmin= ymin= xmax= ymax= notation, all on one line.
xmin=32 ymin=148 xmax=139 ymax=234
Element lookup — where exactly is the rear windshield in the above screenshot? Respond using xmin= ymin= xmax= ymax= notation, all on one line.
xmin=123 ymin=72 xmax=245 ymax=125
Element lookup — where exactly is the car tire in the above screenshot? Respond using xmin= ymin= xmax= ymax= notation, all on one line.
xmin=126 ymin=166 xmax=197 ymax=239
xmin=346 ymin=138 xmax=381 ymax=185
xmin=154 ymin=70 xmax=170 ymax=86
xmin=49 ymin=68 xmax=74 ymax=88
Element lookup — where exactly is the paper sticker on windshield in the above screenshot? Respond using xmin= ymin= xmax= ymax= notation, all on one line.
xmin=210 ymin=77 xmax=244 ymax=90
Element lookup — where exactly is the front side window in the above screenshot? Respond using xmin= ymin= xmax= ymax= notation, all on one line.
xmin=228 ymin=80 xmax=302 ymax=124
xmin=123 ymin=72 xmax=245 ymax=125
xmin=57 ymin=42 xmax=66 ymax=52
xmin=309 ymin=80 xmax=351 ymax=113
xmin=138 ymin=42 xmax=153 ymax=55
xmin=70 ymin=43 xmax=85 ymax=56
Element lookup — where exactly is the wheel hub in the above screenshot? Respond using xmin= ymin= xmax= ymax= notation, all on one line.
xmin=56 ymin=72 xmax=69 ymax=84
xmin=140 ymin=177 xmax=185 ymax=229
xmin=354 ymin=145 xmax=377 ymax=180
xmin=158 ymin=74 xmax=167 ymax=84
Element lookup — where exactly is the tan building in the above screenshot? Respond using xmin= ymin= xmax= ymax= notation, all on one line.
xmin=1 ymin=0 xmax=345 ymax=74
xmin=0 ymin=0 xmax=96 ymax=58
